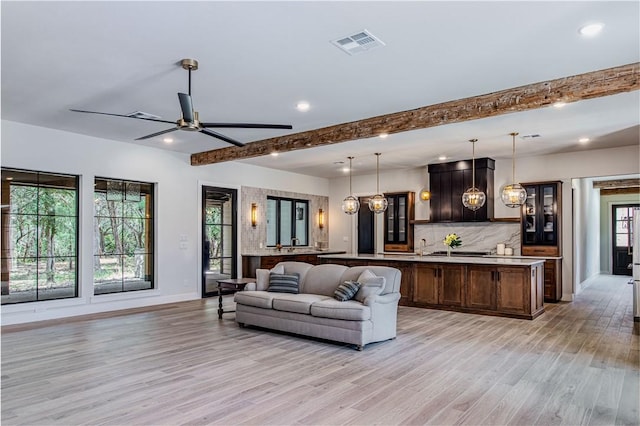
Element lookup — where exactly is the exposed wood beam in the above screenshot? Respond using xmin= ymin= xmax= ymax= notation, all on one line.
xmin=593 ymin=178 xmax=640 ymax=189
xmin=191 ymin=62 xmax=640 ymax=166
xmin=600 ymin=187 xmax=640 ymax=196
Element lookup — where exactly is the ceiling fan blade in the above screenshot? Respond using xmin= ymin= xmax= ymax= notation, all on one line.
xmin=177 ymin=93 xmax=194 ymax=122
xmin=69 ymin=109 xmax=175 ymax=124
xmin=135 ymin=127 xmax=178 ymax=141
xmin=201 ymin=122 xmax=293 ymax=130
xmin=200 ymin=129 xmax=245 ymax=147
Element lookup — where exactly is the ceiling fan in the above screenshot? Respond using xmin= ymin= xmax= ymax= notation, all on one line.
xmin=70 ymin=58 xmax=293 ymax=147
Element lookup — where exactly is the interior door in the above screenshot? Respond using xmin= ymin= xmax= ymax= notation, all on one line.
xmin=202 ymin=186 xmax=238 ymax=297
xmin=612 ymin=204 xmax=637 ymax=276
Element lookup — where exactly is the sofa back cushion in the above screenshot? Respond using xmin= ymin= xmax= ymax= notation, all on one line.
xmin=276 ymin=262 xmax=313 ymax=287
xmin=300 ymin=263 xmax=349 ymax=296
xmin=340 ymin=266 xmax=401 ymax=295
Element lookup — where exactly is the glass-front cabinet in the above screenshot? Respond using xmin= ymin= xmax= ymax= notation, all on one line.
xmin=520 ymin=181 xmax=562 ymax=302
xmin=383 ymin=192 xmax=415 ymax=252
xmin=522 ymin=182 xmax=560 ymax=249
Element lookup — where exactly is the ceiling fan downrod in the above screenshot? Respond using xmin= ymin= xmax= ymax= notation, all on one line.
xmin=180 ymin=58 xmax=198 ymax=96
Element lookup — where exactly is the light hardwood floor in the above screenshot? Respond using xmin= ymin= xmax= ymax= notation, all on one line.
xmin=2 ymin=274 xmax=639 ymax=425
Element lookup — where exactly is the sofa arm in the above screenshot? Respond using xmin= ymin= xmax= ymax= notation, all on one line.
xmin=364 ymin=292 xmax=400 ymax=306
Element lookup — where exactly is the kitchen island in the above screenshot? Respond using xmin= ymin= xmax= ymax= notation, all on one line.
xmin=319 ymin=253 xmax=545 ymax=320
xmin=242 ymin=249 xmax=346 ymax=278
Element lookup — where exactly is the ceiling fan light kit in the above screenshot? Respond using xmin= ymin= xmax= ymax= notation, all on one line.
xmin=70 ymin=58 xmax=292 ymax=147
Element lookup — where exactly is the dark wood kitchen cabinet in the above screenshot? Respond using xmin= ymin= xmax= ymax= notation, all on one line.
xmin=414 ymin=263 xmax=466 ymax=307
xmin=383 ymin=191 xmax=415 ymax=252
xmin=521 ymin=181 xmax=563 ymax=302
xmin=428 ymin=158 xmax=495 ymax=222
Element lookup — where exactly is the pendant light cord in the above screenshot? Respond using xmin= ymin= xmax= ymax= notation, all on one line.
xmin=510 ymin=132 xmax=519 ymax=183
xmin=348 ymin=156 xmax=354 ymax=195
xmin=375 ymin=153 xmax=381 ymax=193
xmin=470 ymin=140 xmax=477 ymax=190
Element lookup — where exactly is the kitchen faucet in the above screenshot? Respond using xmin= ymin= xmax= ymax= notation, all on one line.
xmin=288 ymin=237 xmax=300 ymax=252
xmin=420 ymin=238 xmax=427 ymax=255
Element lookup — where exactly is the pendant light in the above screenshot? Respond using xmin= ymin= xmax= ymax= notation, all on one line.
xmin=341 ymin=156 xmax=360 ymax=215
xmin=462 ymin=138 xmax=486 ymax=211
xmin=368 ymin=153 xmax=388 ymax=214
xmin=500 ymin=132 xmax=527 ymax=208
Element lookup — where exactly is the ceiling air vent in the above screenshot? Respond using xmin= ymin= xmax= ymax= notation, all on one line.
xmin=127 ymin=111 xmax=161 ymax=120
xmin=521 ymin=134 xmax=542 ymax=139
xmin=331 ymin=30 xmax=385 ymax=56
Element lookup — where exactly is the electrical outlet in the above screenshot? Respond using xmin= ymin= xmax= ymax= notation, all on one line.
xmin=343 ymin=236 xmax=349 ymax=242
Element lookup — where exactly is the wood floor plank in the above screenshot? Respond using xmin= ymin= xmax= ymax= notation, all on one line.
xmin=2 ymin=274 xmax=638 ymax=425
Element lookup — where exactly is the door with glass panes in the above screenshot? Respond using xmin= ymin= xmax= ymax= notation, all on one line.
xmin=202 ymin=186 xmax=237 ymax=297
xmin=612 ymin=204 xmax=637 ymax=276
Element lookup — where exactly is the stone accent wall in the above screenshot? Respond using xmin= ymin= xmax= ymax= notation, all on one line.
xmin=241 ymin=186 xmax=328 ymax=253
xmin=415 ymin=222 xmax=521 ymax=255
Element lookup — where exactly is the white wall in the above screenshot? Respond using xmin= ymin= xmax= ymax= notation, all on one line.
xmin=329 ymin=144 xmax=640 ymax=301
xmin=573 ymin=178 xmax=601 ymax=288
xmin=599 ymin=192 xmax=640 ymax=273
xmin=1 ymin=120 xmax=329 ymax=325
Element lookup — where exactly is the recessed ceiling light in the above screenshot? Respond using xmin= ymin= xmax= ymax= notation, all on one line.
xmin=163 ymin=137 xmax=173 ymax=143
xmin=438 ymin=155 xmax=447 ymax=161
xmin=553 ymin=101 xmax=567 ymax=108
xmin=579 ymin=23 xmax=604 ymax=37
xmin=379 ymin=133 xmax=389 ymax=139
xmin=579 ymin=137 xmax=590 ymax=143
xmin=342 ymin=166 xmax=350 ymax=173
xmin=270 ymin=152 xmax=279 ymax=157
xmin=6 ymin=177 xmax=13 ymax=181
xmin=296 ymin=101 xmax=310 ymax=112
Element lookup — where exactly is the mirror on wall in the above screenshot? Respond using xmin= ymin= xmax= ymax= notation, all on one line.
xmin=266 ymin=196 xmax=309 ymax=246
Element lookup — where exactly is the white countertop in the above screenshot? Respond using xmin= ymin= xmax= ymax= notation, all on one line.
xmin=318 ymin=253 xmax=545 ymax=266
xmin=242 ymin=249 xmax=346 ymax=257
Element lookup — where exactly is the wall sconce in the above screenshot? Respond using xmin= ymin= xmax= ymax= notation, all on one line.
xmin=419 ymin=188 xmax=431 ymax=201
xmin=250 ymin=203 xmax=258 ymax=228
xmin=318 ymin=208 xmax=325 ymax=229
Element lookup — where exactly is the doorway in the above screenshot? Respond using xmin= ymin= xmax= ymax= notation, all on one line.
xmin=358 ymin=196 xmax=374 ymax=254
xmin=612 ymin=204 xmax=637 ymax=276
xmin=202 ymin=186 xmax=238 ymax=297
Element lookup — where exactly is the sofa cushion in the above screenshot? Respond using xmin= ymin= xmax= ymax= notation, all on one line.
xmin=300 ymin=263 xmax=348 ymax=296
xmin=272 ymin=294 xmax=331 ymax=314
xmin=310 ymin=299 xmax=372 ymax=321
xmin=268 ymin=273 xmax=300 ymax=294
xmin=334 ymin=280 xmax=361 ymax=301
xmin=354 ymin=270 xmax=386 ymax=303
xmin=256 ymin=264 xmax=285 ymax=291
xmin=234 ymin=291 xmax=274 ymax=309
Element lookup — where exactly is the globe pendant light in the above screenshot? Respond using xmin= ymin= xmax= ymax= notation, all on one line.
xmin=341 ymin=156 xmax=360 ymax=215
xmin=500 ymin=132 xmax=527 ymax=208
xmin=462 ymin=138 xmax=486 ymax=211
xmin=368 ymin=153 xmax=388 ymax=214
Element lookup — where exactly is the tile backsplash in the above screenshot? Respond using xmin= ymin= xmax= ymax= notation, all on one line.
xmin=414 ymin=222 xmax=521 ymax=255
xmin=241 ymin=186 xmax=328 ymax=254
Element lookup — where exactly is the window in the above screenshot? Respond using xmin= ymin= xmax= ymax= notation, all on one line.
xmin=266 ymin=196 xmax=308 ymax=246
xmin=94 ymin=178 xmax=154 ymax=294
xmin=1 ymin=168 xmax=79 ymax=305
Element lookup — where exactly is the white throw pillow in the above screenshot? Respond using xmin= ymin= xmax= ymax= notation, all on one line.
xmin=256 ymin=264 xmax=285 ymax=291
xmin=354 ymin=269 xmax=386 ymax=303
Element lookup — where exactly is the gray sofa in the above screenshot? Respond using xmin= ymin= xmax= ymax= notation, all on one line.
xmin=234 ymin=261 xmax=401 ymax=350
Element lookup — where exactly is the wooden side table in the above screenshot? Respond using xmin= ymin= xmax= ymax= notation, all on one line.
xmin=216 ymin=278 xmax=254 ymax=319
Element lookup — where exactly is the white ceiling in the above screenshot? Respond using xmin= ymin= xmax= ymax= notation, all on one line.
xmin=2 ymin=1 xmax=639 ymax=178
